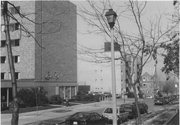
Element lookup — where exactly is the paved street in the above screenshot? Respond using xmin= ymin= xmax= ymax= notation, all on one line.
xmin=1 ymin=98 xmax=166 ymax=125
xmin=1 ymin=101 xmax=105 ymax=125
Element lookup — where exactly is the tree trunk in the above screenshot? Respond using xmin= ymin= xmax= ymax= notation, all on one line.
xmin=132 ymin=85 xmax=142 ymax=125
xmin=3 ymin=1 xmax=19 ymax=125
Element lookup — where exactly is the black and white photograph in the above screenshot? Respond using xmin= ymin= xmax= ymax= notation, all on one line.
xmin=1 ymin=0 xmax=179 ymax=125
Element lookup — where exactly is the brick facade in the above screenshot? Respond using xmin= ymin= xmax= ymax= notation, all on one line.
xmin=1 ymin=1 xmax=77 ymax=105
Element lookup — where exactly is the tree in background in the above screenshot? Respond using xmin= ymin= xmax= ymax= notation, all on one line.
xmin=161 ymin=38 xmax=179 ymax=76
xmin=161 ymin=0 xmax=179 ymax=77
xmin=78 ymin=1 xmax=175 ymax=124
xmin=162 ymin=79 xmax=176 ymax=96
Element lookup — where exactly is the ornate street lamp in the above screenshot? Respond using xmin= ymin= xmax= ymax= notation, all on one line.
xmin=105 ymin=9 xmax=117 ymax=29
xmin=105 ymin=9 xmax=117 ymax=125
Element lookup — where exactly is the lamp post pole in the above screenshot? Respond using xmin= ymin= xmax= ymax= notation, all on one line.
xmin=105 ymin=9 xmax=117 ymax=125
xmin=110 ymin=26 xmax=117 ymax=125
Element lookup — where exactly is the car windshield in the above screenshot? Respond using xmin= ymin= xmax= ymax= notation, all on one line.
xmin=104 ymin=108 xmax=112 ymax=113
xmin=89 ymin=113 xmax=102 ymax=120
xmin=104 ymin=108 xmax=118 ymax=113
xmin=70 ymin=112 xmax=91 ymax=119
xmin=121 ymin=104 xmax=131 ymax=108
xmin=120 ymin=104 xmax=132 ymax=112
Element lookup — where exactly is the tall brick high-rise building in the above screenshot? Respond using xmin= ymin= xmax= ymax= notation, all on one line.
xmin=1 ymin=1 xmax=77 ymax=106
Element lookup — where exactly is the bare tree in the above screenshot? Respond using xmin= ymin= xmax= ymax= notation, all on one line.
xmin=78 ymin=0 xmax=176 ymax=124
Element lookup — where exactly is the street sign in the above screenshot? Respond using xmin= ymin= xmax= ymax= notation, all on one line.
xmin=104 ymin=42 xmax=120 ymax=52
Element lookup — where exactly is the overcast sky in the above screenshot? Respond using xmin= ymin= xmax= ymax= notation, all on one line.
xmin=71 ymin=0 xmax=175 ymax=92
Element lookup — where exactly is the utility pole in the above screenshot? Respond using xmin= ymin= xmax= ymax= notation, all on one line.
xmin=2 ymin=1 xmax=19 ymax=125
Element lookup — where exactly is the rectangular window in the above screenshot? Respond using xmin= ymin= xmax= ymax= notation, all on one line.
xmin=8 ymin=72 xmax=19 ymax=79
xmin=15 ymin=72 xmax=19 ymax=79
xmin=1 ymin=56 xmax=6 ymax=63
xmin=1 ymin=40 xmax=6 ymax=47
xmin=9 ymin=23 xmax=19 ymax=31
xmin=1 ymin=72 xmax=5 ymax=80
xmin=9 ymin=6 xmax=20 ymax=15
xmin=11 ymin=39 xmax=20 ymax=46
xmin=1 ymin=39 xmax=20 ymax=47
xmin=13 ymin=55 xmax=20 ymax=63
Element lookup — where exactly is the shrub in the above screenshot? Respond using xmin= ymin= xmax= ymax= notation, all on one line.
xmin=127 ymin=92 xmax=135 ymax=98
xmin=138 ymin=92 xmax=144 ymax=99
xmin=17 ymin=88 xmax=35 ymax=107
xmin=93 ymin=94 xmax=101 ymax=102
xmin=69 ymin=96 xmax=76 ymax=102
xmin=49 ymin=95 xmax=63 ymax=104
xmin=31 ymin=87 xmax=49 ymax=106
xmin=1 ymin=102 xmax=9 ymax=111
xmin=17 ymin=87 xmax=48 ymax=107
xmin=72 ymin=93 xmax=101 ymax=102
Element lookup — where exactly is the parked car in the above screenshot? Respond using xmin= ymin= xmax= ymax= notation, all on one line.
xmin=154 ymin=97 xmax=166 ymax=105
xmin=154 ymin=95 xmax=179 ymax=105
xmin=102 ymin=106 xmax=129 ymax=124
xmin=120 ymin=102 xmax=148 ymax=119
xmin=65 ymin=112 xmax=108 ymax=125
xmin=132 ymin=102 xmax=148 ymax=114
xmin=120 ymin=103 xmax=135 ymax=119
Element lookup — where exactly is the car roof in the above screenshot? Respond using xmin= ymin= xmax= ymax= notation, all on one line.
xmin=120 ymin=103 xmax=133 ymax=106
xmin=104 ymin=103 xmax=133 ymax=108
xmin=69 ymin=112 xmax=99 ymax=120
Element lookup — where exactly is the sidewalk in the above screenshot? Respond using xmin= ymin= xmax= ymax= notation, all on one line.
xmin=121 ymin=104 xmax=179 ymax=125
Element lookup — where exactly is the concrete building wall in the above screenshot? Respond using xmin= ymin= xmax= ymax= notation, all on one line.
xmin=35 ymin=1 xmax=77 ymax=83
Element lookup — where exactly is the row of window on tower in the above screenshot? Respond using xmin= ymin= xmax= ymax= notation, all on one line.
xmin=1 ymin=39 xmax=20 ymax=47
xmin=1 ymin=6 xmax=21 ymax=80
xmin=1 ymin=55 xmax=20 ymax=63
xmin=1 ymin=72 xmax=19 ymax=80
